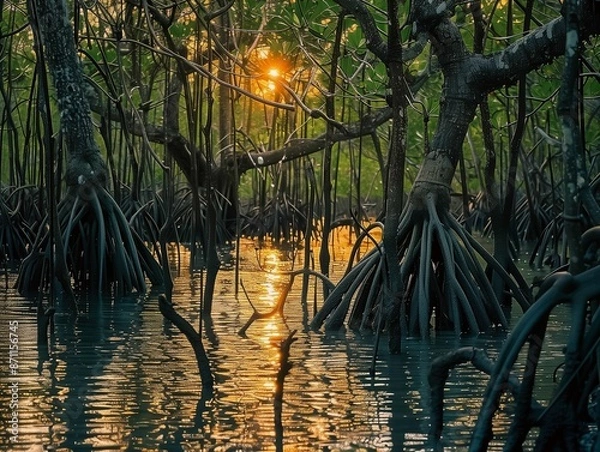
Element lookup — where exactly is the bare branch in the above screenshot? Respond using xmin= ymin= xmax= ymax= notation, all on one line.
xmin=231 ymin=107 xmax=393 ymax=174
xmin=333 ymin=0 xmax=389 ymax=62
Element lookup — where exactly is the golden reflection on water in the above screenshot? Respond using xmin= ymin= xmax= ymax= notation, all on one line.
xmin=0 ymin=235 xmax=572 ymax=451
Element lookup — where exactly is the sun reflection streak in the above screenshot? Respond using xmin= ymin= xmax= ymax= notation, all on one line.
xmin=2 ymin=241 xmax=550 ymax=450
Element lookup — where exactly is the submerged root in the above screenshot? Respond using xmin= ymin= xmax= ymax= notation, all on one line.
xmin=17 ymin=185 xmax=162 ymax=296
xmin=311 ymin=194 xmax=532 ymax=337
xmin=428 ymin=346 xmax=545 ymax=447
xmin=239 ymin=269 xmax=335 ymax=335
xmin=469 ymin=266 xmax=600 ymax=451
xmin=158 ymin=293 xmax=214 ymax=399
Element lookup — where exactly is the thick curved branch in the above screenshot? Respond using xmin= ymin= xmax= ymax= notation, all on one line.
xmin=429 ymin=346 xmax=543 ymax=444
xmin=467 ymin=3 xmax=598 ymax=94
xmin=231 ymin=107 xmax=393 ymax=174
xmin=408 ymin=0 xmax=600 ymax=208
xmin=412 ymin=0 xmax=600 ymax=97
xmin=92 ymin=93 xmax=392 ymax=185
xmin=479 ymin=18 xmax=566 ymax=91
xmin=204 ymin=0 xmax=235 ymax=22
xmin=333 ymin=0 xmax=430 ymax=64
xmin=333 ymin=0 xmax=389 ymax=62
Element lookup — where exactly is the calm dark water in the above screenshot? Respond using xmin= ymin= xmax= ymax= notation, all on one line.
xmin=0 ymin=237 xmax=570 ymax=451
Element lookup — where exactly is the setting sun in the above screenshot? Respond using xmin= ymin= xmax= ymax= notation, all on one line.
xmin=251 ymin=49 xmax=294 ymax=96
xmin=267 ymin=67 xmax=280 ymax=79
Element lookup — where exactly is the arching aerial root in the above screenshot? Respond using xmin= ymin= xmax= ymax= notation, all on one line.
xmin=17 ymin=185 xmax=162 ymax=297
xmin=468 ymin=265 xmax=600 ymax=451
xmin=428 ymin=345 xmax=545 ymax=447
xmin=159 ymin=293 xmax=214 ymax=400
xmin=239 ymin=268 xmax=336 ymax=335
xmin=311 ymin=193 xmax=532 ymax=337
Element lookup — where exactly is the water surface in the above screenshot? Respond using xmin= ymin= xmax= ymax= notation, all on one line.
xmin=0 ymin=238 xmax=570 ymax=451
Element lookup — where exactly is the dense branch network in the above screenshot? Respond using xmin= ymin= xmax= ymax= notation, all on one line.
xmin=307 ymin=0 xmax=600 ymax=340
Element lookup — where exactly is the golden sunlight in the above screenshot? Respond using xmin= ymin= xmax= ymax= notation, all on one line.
xmin=267 ymin=67 xmax=281 ymax=79
xmin=252 ymin=49 xmax=293 ymax=96
xmin=260 ymin=61 xmax=286 ymax=93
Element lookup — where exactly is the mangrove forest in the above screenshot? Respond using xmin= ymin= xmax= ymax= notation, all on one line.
xmin=1 ymin=0 xmax=600 ymax=450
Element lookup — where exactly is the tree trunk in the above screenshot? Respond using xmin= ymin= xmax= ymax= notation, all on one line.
xmin=320 ymin=13 xmax=345 ymax=296
xmin=311 ymin=0 xmax=600 ymax=335
xmin=21 ymin=0 xmax=162 ymax=295
xmin=384 ymin=0 xmax=408 ymax=353
xmin=30 ymin=0 xmax=108 ymax=190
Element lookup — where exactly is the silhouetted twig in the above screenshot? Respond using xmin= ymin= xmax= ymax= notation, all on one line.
xmin=238 ymin=270 xmax=334 ymax=336
xmin=158 ymin=294 xmax=214 ymax=399
xmin=274 ymin=330 xmax=297 ymax=452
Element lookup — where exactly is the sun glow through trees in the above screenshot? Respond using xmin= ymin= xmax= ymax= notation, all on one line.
xmin=253 ymin=50 xmax=293 ymax=96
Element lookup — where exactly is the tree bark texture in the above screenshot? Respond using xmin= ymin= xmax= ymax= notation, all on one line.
xmin=384 ymin=0 xmax=408 ymax=353
xmin=407 ymin=0 xmax=600 ymax=211
xmin=308 ymin=0 xmax=600 ymax=338
xmin=30 ymin=0 xmax=108 ymax=189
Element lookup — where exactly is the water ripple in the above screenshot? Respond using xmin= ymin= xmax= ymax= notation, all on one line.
xmin=0 ymin=243 xmax=571 ymax=451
